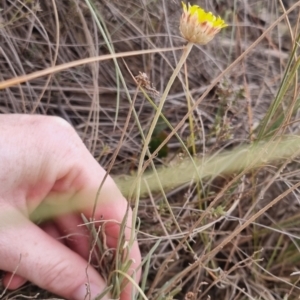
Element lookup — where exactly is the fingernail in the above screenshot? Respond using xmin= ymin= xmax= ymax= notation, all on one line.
xmin=72 ymin=282 xmax=109 ymax=300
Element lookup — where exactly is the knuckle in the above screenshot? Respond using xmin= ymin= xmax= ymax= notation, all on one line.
xmin=36 ymin=115 xmax=82 ymax=150
xmin=39 ymin=259 xmax=80 ymax=292
xmin=43 ymin=116 xmax=78 ymax=139
xmin=26 ymin=115 xmax=85 ymax=165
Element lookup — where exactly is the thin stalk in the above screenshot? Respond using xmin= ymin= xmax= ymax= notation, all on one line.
xmin=138 ymin=42 xmax=194 ymax=168
xmin=184 ymin=62 xmax=196 ymax=156
xmin=257 ymin=33 xmax=300 ymax=139
xmin=84 ymin=0 xmax=121 ymax=128
xmin=130 ymin=43 xmax=194 ymax=252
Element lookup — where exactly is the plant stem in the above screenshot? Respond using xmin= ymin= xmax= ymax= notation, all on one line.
xmin=138 ymin=42 xmax=194 ymax=172
xmin=130 ymin=42 xmax=194 ymax=250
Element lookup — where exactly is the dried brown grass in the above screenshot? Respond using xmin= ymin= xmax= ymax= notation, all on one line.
xmin=1 ymin=0 xmax=300 ymax=299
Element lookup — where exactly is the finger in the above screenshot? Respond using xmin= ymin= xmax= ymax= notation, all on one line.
xmin=53 ymin=188 xmax=141 ymax=300
xmin=93 ymin=201 xmax=141 ymax=300
xmin=74 ymin=178 xmax=142 ymax=300
xmin=0 ymin=209 xmax=110 ymax=300
xmin=54 ymin=214 xmax=90 ymax=259
xmin=40 ymin=222 xmax=65 ymax=243
xmin=2 ymin=273 xmax=27 ymax=290
xmin=44 ymin=151 xmax=142 ymax=289
xmin=52 ymin=197 xmax=141 ymax=300
xmin=3 ymin=223 xmax=66 ymax=291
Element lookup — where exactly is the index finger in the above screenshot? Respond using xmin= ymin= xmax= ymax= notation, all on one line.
xmin=48 ymin=151 xmax=142 ymax=300
xmin=76 ymin=163 xmax=142 ymax=300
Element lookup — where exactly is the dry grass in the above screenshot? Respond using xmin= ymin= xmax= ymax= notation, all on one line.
xmin=1 ymin=0 xmax=300 ymax=299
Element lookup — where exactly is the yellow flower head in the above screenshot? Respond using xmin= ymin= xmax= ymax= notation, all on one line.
xmin=180 ymin=2 xmax=227 ymax=45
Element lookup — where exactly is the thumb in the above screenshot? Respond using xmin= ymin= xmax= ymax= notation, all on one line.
xmin=0 ymin=209 xmax=108 ymax=300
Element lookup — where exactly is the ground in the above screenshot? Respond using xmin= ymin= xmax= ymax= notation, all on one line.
xmin=1 ymin=0 xmax=300 ymax=299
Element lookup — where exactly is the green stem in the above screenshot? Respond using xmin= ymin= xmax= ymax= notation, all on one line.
xmin=138 ymin=42 xmax=194 ymax=172
xmin=129 ymin=42 xmax=194 ymax=248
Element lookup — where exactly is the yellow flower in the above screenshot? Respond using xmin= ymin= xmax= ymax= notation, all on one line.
xmin=180 ymin=2 xmax=227 ymax=45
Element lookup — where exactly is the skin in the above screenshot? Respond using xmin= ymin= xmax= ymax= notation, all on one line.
xmin=0 ymin=114 xmax=141 ymax=300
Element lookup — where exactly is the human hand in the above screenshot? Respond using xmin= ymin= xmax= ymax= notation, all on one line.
xmin=0 ymin=114 xmax=141 ymax=300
